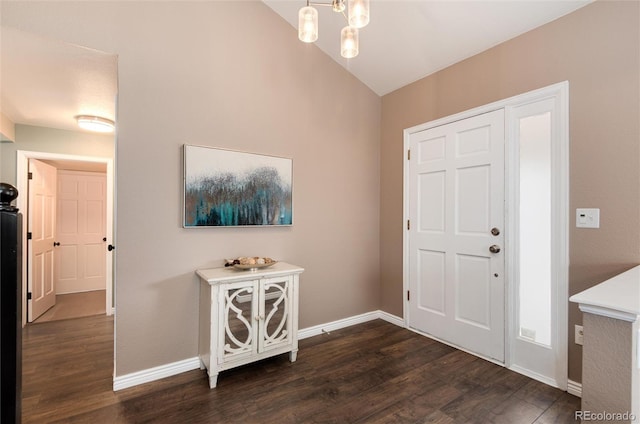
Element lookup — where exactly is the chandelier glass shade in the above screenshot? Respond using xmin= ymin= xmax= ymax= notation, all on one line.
xmin=340 ymin=26 xmax=358 ymax=59
xmin=348 ymin=0 xmax=369 ymax=28
xmin=298 ymin=6 xmax=318 ymax=43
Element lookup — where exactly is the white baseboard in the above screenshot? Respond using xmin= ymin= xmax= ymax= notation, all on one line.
xmin=56 ymin=287 xmax=106 ymax=295
xmin=113 ymin=357 xmax=201 ymax=391
xmin=377 ymin=310 xmax=405 ymax=327
xmin=112 ymin=310 xmax=404 ymax=391
xmin=567 ymin=379 xmax=582 ymax=397
xmin=298 ymin=310 xmax=405 ymax=339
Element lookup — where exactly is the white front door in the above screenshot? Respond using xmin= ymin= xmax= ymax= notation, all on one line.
xmin=408 ymin=109 xmax=505 ymax=362
xmin=56 ymin=170 xmax=107 ymax=294
xmin=28 ymin=159 xmax=57 ymax=321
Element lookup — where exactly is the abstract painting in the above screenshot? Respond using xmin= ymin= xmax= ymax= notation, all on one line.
xmin=184 ymin=145 xmax=293 ymax=227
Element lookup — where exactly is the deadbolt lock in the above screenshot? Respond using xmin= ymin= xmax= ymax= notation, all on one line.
xmin=491 ymin=227 xmax=500 ymax=236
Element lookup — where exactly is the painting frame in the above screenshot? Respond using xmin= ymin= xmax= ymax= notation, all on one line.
xmin=183 ymin=144 xmax=293 ymax=228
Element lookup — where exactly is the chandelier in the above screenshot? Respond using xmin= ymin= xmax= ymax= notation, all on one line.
xmin=298 ymin=0 xmax=370 ymax=59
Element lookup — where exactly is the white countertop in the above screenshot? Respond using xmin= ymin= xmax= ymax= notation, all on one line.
xmin=569 ymin=265 xmax=640 ymax=322
xmin=196 ymin=261 xmax=304 ymax=284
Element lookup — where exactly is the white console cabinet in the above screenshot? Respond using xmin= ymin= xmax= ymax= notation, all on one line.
xmin=196 ymin=262 xmax=304 ymax=388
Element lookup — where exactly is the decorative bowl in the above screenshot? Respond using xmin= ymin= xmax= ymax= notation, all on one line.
xmin=233 ymin=262 xmax=277 ymax=271
xmin=225 ymin=256 xmax=277 ymax=271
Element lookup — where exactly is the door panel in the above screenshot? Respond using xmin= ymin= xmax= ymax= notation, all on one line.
xmin=455 ymin=254 xmax=491 ymax=328
xmin=457 ymin=125 xmax=491 ymax=156
xmin=409 ymin=109 xmax=505 ymax=362
xmin=456 ymin=165 xmax=490 ymax=234
xmin=58 ymin=245 xmax=78 ymax=280
xmin=417 ymin=250 xmax=445 ymax=315
xmin=28 ymin=159 xmax=57 ymax=321
xmin=85 ymin=244 xmax=104 ymax=278
xmin=418 ymin=135 xmax=446 ymax=162
xmin=55 ymin=171 xmax=106 ymax=294
xmin=418 ymin=172 xmax=445 ymax=232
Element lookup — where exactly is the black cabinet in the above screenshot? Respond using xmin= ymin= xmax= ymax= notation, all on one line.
xmin=0 ymin=183 xmax=22 ymax=424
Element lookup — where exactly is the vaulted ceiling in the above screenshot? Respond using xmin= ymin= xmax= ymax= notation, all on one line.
xmin=263 ymin=0 xmax=592 ymax=95
xmin=0 ymin=1 xmax=592 ymax=133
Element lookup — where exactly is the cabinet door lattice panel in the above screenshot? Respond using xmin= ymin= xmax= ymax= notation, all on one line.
xmin=223 ymin=286 xmax=255 ymax=358
xmin=262 ymin=279 xmax=290 ymax=350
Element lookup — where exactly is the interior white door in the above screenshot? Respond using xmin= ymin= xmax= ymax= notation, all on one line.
xmin=56 ymin=170 xmax=107 ymax=294
xmin=28 ymin=159 xmax=57 ymax=322
xmin=408 ymin=109 xmax=505 ymax=362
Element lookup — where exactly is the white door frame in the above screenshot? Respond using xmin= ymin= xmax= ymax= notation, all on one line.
xmin=17 ymin=150 xmax=115 ymax=326
xmin=403 ymin=81 xmax=569 ymax=388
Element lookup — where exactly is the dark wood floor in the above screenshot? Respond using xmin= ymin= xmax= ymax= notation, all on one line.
xmin=22 ymin=316 xmax=581 ymax=423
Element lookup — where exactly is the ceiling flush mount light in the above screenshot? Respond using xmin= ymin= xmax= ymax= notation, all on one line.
xmin=298 ymin=0 xmax=369 ymax=59
xmin=75 ymin=115 xmax=115 ymax=133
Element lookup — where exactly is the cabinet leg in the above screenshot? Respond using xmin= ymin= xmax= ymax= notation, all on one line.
xmin=289 ymin=350 xmax=298 ymax=362
xmin=208 ymin=373 xmax=218 ymax=389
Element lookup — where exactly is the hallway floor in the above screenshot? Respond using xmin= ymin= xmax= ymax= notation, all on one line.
xmin=33 ymin=290 xmax=106 ymax=323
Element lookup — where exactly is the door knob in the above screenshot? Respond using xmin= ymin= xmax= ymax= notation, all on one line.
xmin=491 ymin=227 xmax=500 ymax=236
xmin=53 ymin=241 xmax=60 ymax=247
xmin=489 ymin=245 xmax=501 ymax=254
xmin=108 ymin=244 xmax=115 ymax=251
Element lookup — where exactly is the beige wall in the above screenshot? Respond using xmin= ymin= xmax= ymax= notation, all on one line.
xmin=0 ymin=124 xmax=114 ymax=185
xmin=1 ymin=2 xmax=381 ymax=376
xmin=0 ymin=112 xmax=15 ymax=169
xmin=1 ymin=112 xmax=15 ymax=142
xmin=381 ymin=1 xmax=640 ymax=383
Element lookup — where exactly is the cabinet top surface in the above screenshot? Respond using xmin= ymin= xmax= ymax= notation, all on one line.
xmin=570 ymin=264 xmax=640 ymax=318
xmin=196 ymin=262 xmax=304 ymax=284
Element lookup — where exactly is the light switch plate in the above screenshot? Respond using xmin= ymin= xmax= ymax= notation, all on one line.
xmin=576 ymin=208 xmax=600 ymax=228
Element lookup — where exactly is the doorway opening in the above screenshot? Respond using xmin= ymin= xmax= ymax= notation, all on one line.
xmin=16 ymin=151 xmax=115 ymax=326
